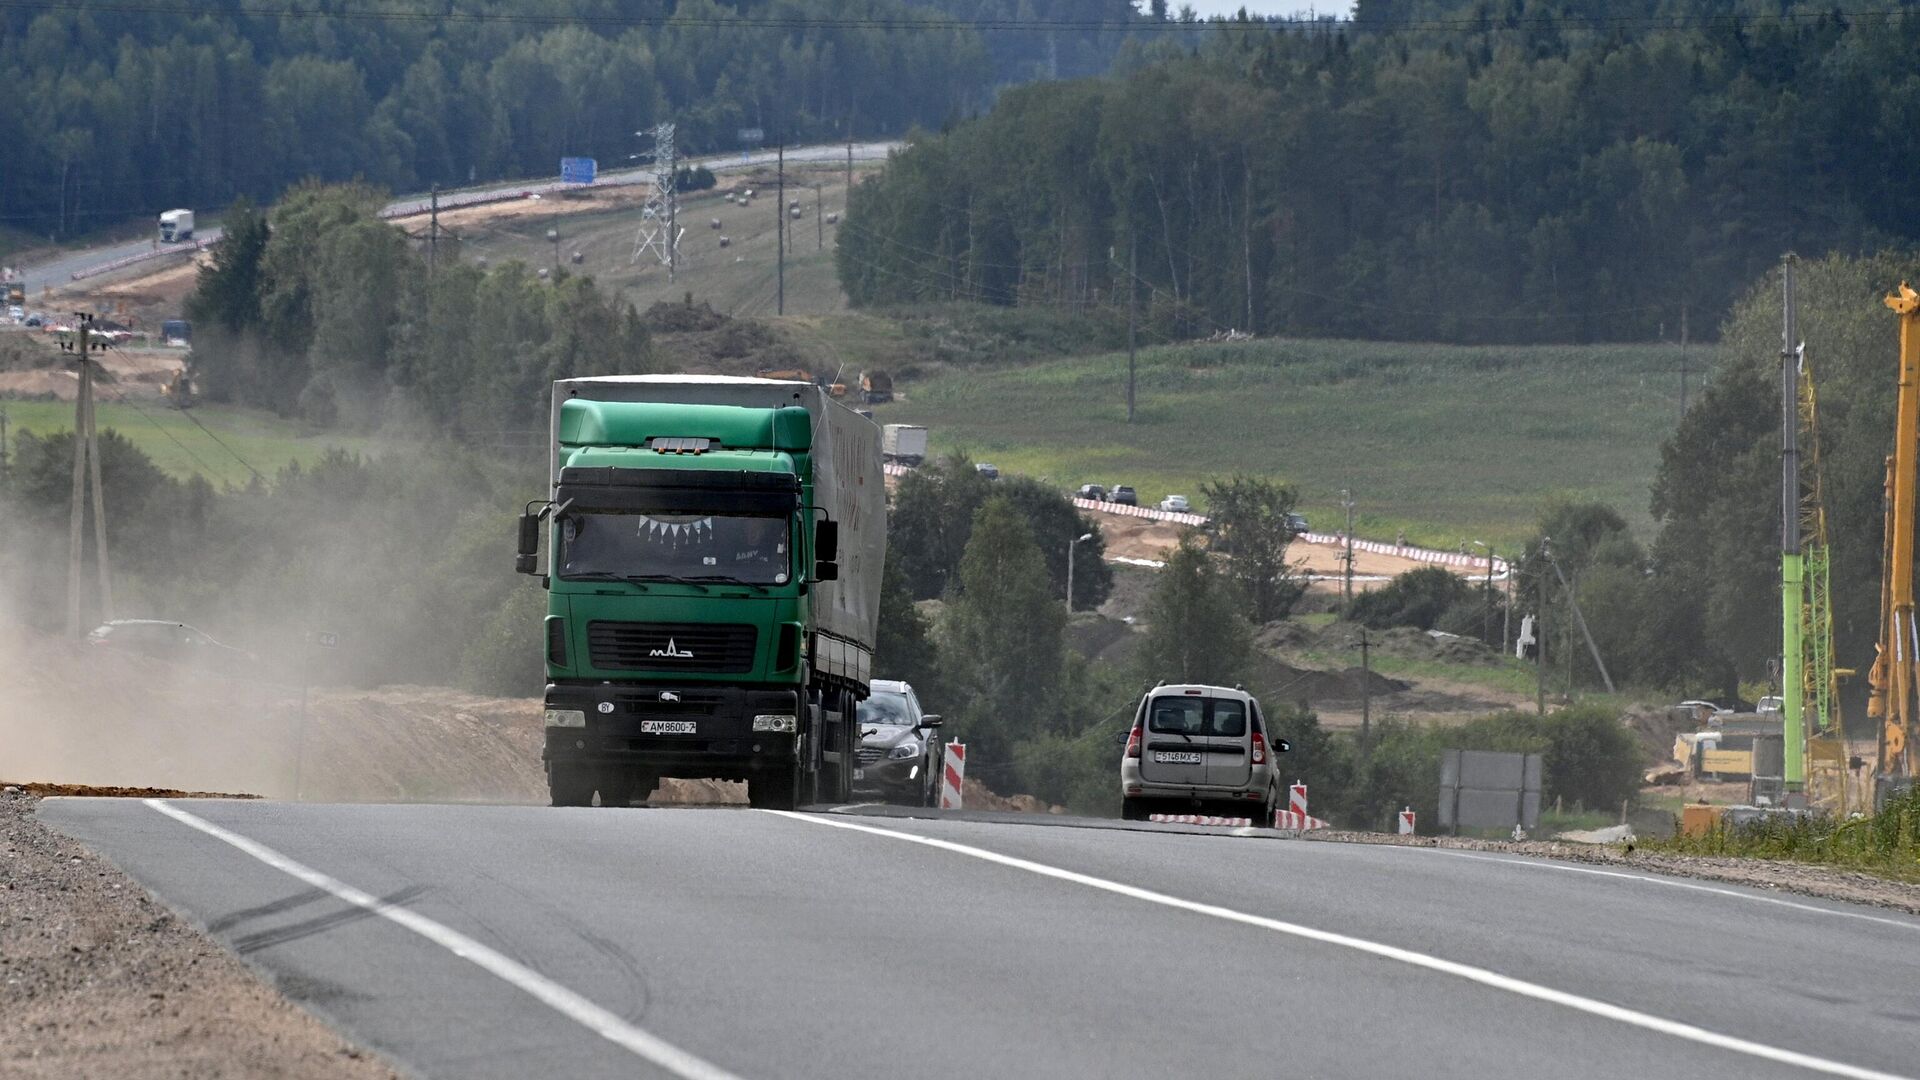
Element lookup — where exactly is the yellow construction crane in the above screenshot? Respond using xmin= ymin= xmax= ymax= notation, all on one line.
xmin=1869 ymin=284 xmax=1920 ymax=796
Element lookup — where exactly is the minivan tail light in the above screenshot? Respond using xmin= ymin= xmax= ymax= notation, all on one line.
xmin=1124 ymin=722 xmax=1142 ymax=759
xmin=1250 ymin=731 xmax=1267 ymax=765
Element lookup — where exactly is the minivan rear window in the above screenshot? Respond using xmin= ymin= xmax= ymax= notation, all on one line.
xmin=1147 ymin=697 xmax=1247 ymax=737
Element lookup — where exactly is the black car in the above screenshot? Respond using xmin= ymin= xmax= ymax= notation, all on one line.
xmin=975 ymin=462 xmax=1000 ymax=480
xmin=1076 ymin=483 xmax=1108 ymax=502
xmin=1110 ymin=485 xmax=1139 ymax=506
xmin=854 ymin=680 xmax=944 ymax=805
xmin=86 ymin=619 xmax=252 ymax=667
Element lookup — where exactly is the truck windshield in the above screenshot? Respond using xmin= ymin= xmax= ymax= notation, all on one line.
xmin=559 ymin=512 xmax=792 ymax=585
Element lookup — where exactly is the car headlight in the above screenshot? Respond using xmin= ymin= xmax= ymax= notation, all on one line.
xmin=544 ymin=709 xmax=586 ymax=729
xmin=753 ymin=714 xmax=798 ymax=733
xmin=888 ymin=741 xmax=920 ymax=760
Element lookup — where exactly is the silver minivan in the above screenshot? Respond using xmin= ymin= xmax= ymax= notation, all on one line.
xmin=1119 ymin=683 xmax=1289 ymax=823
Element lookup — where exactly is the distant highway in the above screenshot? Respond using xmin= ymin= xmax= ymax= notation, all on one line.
xmin=40 ymin=798 xmax=1920 ymax=1080
xmin=16 ymin=141 xmax=900 ymax=298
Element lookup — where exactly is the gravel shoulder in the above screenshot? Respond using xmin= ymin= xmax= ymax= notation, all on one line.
xmin=1309 ymin=829 xmax=1920 ymax=916
xmin=1 ymin=788 xmax=397 ymax=1079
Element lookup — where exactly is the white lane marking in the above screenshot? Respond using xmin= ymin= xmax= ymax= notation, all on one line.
xmin=144 ymin=800 xmax=741 ymax=1080
xmin=767 ymin=810 xmax=1912 ymax=1080
xmin=1411 ymin=848 xmax=1920 ymax=932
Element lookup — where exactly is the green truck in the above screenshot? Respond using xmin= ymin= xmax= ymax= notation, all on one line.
xmin=517 ymin=375 xmax=886 ymax=810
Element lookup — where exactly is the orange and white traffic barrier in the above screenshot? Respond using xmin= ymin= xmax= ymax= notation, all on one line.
xmin=1148 ymin=814 xmax=1253 ymax=827
xmin=1398 ymin=807 xmax=1416 ymax=835
xmin=1289 ymin=782 xmax=1309 ymax=817
xmin=939 ymin=742 xmax=966 ymax=810
xmin=1276 ymin=782 xmax=1329 ymax=830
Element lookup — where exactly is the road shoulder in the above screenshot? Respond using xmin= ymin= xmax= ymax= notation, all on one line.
xmin=1 ymin=787 xmax=398 ymax=1079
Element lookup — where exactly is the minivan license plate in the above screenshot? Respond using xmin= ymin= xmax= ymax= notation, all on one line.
xmin=640 ymin=720 xmax=697 ymax=735
xmin=1153 ymin=751 xmax=1202 ymax=764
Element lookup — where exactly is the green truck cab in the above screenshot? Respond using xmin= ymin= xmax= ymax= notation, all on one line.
xmin=517 ymin=375 xmax=885 ymax=810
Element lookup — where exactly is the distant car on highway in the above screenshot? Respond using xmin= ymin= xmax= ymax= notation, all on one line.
xmin=854 ymin=679 xmax=944 ymax=805
xmin=1159 ymin=494 xmax=1190 ymax=513
xmin=86 ymin=619 xmax=252 ymax=667
xmin=974 ymin=462 xmax=999 ymax=480
xmin=1110 ymin=485 xmax=1138 ymax=506
xmin=1076 ymin=483 xmax=1108 ymax=502
xmin=1120 ymin=683 xmax=1288 ymax=824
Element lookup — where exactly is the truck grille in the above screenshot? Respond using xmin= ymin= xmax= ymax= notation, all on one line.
xmin=586 ymin=622 xmax=758 ymax=673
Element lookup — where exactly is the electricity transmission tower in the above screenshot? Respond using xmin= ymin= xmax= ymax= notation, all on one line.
xmin=631 ymin=122 xmax=682 ymax=277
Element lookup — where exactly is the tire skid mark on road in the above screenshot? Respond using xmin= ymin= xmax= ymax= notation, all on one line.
xmin=766 ymin=810 xmax=1913 ymax=1080
xmin=143 ymin=800 xmax=741 ymax=1080
xmin=1409 ymin=848 xmax=1920 ymax=931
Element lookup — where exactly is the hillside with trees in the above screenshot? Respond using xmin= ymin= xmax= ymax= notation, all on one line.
xmin=841 ymin=2 xmax=1920 ymax=344
xmin=1 ymin=0 xmax=1153 ymax=239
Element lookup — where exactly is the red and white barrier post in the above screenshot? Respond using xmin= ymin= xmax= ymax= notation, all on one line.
xmin=1274 ymin=780 xmax=1330 ymax=831
xmin=1289 ymin=782 xmax=1308 ymax=818
xmin=939 ymin=742 xmax=966 ymax=810
xmin=1398 ymin=807 xmax=1416 ymax=835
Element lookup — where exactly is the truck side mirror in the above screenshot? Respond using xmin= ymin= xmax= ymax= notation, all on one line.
xmin=815 ymin=519 xmax=839 ymax=562
xmin=814 ymin=560 xmax=839 ymax=582
xmin=516 ymin=512 xmax=540 ymax=575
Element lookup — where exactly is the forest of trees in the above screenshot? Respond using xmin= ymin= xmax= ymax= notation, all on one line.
xmin=841 ymin=2 xmax=1920 ymax=344
xmin=0 ymin=0 xmax=1201 ymax=239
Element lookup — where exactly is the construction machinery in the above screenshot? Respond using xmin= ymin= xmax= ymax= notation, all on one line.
xmin=1869 ymin=284 xmax=1920 ymax=803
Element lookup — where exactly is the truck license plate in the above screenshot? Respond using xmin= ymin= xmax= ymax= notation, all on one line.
xmin=1153 ymin=751 xmax=1202 ymax=765
xmin=640 ymin=720 xmax=697 ymax=735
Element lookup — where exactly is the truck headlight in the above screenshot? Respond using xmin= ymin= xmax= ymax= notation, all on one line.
xmin=888 ymin=741 xmax=920 ymax=760
xmin=752 ymin=714 xmax=798 ymax=733
xmin=544 ymin=709 xmax=586 ymax=729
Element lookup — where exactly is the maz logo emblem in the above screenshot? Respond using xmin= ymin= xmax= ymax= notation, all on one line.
xmin=649 ymin=638 xmax=694 ymax=659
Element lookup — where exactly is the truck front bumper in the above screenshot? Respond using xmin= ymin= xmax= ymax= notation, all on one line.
xmin=542 ymin=682 xmax=803 ymax=780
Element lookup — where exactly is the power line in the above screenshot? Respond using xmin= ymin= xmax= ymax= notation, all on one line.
xmin=97 ymin=341 xmax=268 ymax=482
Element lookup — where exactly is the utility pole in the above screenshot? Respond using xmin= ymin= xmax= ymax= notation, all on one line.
xmin=1536 ymin=545 xmax=1548 ymax=715
xmin=1780 ymin=255 xmax=1806 ymax=789
xmin=64 ymin=315 xmax=111 ymax=637
xmin=428 ymin=185 xmax=439 ymax=278
xmin=815 ymin=182 xmax=824 ymax=251
xmin=776 ymin=143 xmax=785 ymax=316
xmin=845 ymin=141 xmax=854 ymax=198
xmin=1354 ymin=629 xmax=1374 ymax=753
xmin=1473 ymin=541 xmax=1494 ymax=648
xmin=1126 ymin=233 xmax=1137 ymax=423
xmin=0 ymin=402 xmax=9 ymax=478
xmin=1066 ymin=532 xmax=1092 ymax=614
xmin=1679 ymin=301 xmax=1690 ymax=419
xmin=1543 ymin=551 xmax=1615 ymax=695
xmin=1341 ymin=488 xmax=1356 ymax=606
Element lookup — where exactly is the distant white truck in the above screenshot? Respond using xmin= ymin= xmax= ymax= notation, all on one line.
xmin=159 ymin=209 xmax=194 ymax=243
xmin=881 ymin=424 xmax=928 ymax=467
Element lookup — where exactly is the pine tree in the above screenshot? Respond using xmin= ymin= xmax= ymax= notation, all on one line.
xmin=1139 ymin=535 xmax=1251 ymax=686
xmin=939 ymin=496 xmax=1066 ymax=761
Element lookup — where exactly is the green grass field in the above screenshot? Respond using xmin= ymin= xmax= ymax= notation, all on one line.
xmin=877 ymin=337 xmax=1693 ymax=547
xmin=3 ymin=400 xmax=378 ymax=488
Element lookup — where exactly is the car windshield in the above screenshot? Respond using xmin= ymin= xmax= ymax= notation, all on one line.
xmin=857 ymin=693 xmax=915 ymax=727
xmin=1147 ymin=697 xmax=1247 ymax=737
xmin=558 ymin=512 xmax=791 ymax=585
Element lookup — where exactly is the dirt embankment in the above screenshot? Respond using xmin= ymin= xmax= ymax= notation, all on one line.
xmin=0 ymin=788 xmax=398 ymax=1079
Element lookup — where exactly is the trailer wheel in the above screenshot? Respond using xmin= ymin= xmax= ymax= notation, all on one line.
xmin=548 ymin=763 xmax=593 ymax=807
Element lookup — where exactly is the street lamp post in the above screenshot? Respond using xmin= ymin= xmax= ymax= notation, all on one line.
xmin=546 ymin=225 xmax=560 ymax=274
xmin=1066 ymin=532 xmax=1093 ymax=614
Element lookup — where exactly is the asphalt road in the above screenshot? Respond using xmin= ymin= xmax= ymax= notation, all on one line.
xmin=37 ymin=799 xmax=1920 ymax=1080
xmin=16 ymin=141 xmax=898 ymax=297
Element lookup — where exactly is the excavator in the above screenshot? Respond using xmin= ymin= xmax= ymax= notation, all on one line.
xmin=1867 ymin=284 xmax=1920 ymax=806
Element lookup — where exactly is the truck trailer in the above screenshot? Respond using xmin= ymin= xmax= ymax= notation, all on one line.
xmin=159 ymin=209 xmax=194 ymax=243
xmin=881 ymin=424 xmax=928 ymax=467
xmin=517 ymin=375 xmax=886 ymax=810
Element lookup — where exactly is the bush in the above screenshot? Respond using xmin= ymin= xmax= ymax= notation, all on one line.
xmin=1350 ymin=565 xmax=1474 ymax=631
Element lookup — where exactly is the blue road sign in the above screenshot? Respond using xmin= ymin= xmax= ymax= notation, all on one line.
xmin=560 ymin=156 xmax=597 ymax=184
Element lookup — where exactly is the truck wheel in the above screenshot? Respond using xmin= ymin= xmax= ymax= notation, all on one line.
xmin=548 ymin=763 xmax=594 ymax=807
xmin=827 ymin=694 xmax=856 ymax=804
xmin=598 ymin=768 xmax=636 ymax=808
xmin=748 ymin=764 xmax=802 ymax=810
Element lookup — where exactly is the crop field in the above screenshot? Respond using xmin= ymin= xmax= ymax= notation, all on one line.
xmin=3 ymin=400 xmax=378 ymax=488
xmin=877 ymin=337 xmax=1696 ymax=547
